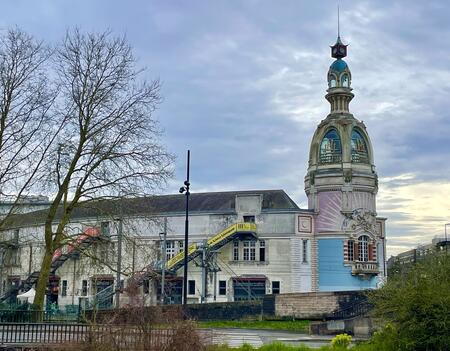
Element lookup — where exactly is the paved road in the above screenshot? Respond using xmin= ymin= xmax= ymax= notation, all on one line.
xmin=207 ymin=328 xmax=336 ymax=348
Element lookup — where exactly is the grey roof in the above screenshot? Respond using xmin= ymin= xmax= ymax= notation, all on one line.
xmin=5 ymin=190 xmax=302 ymax=228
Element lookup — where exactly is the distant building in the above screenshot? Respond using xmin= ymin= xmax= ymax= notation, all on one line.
xmin=0 ymin=33 xmax=387 ymax=308
xmin=0 ymin=195 xmax=52 ymax=218
xmin=387 ymin=237 xmax=449 ymax=276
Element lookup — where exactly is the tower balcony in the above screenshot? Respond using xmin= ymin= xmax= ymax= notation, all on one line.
xmin=351 ymin=261 xmax=379 ymax=276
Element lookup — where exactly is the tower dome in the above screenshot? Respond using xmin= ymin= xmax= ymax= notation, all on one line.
xmin=305 ymin=34 xmax=378 ymax=233
xmin=302 ymin=28 xmax=386 ymax=292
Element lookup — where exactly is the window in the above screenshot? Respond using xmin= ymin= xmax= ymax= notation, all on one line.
xmin=329 ymin=74 xmax=337 ymax=88
xmin=358 ymin=235 xmax=369 ymax=262
xmin=351 ymin=129 xmax=369 ymax=164
xmin=13 ymin=229 xmax=19 ymax=243
xmin=178 ymin=240 xmax=184 ymax=253
xmin=341 ymin=74 xmax=349 ymax=87
xmin=101 ymin=222 xmax=110 ymax=236
xmin=188 ymin=280 xmax=196 ymax=295
xmin=62 ymin=280 xmax=68 ymax=297
xmin=272 ymin=281 xmax=280 ymax=294
xmin=233 ymin=241 xmax=239 ymax=261
xmin=243 ymin=241 xmax=256 ymax=261
xmin=347 ymin=240 xmax=354 ymax=261
xmin=219 ymin=280 xmax=226 ymax=295
xmin=243 ymin=215 xmax=255 ymax=223
xmin=302 ymin=239 xmax=308 ymax=263
xmin=143 ymin=279 xmax=150 ymax=294
xmin=259 ymin=240 xmax=265 ymax=262
xmin=82 ymin=280 xmax=88 ymax=296
xmin=166 ymin=241 xmax=176 ymax=261
xmin=319 ymin=129 xmax=342 ymax=164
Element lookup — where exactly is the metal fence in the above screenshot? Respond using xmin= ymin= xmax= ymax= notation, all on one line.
xmin=0 ymin=323 xmax=175 ymax=349
xmin=0 ymin=309 xmax=79 ymax=323
xmin=328 ymin=298 xmax=373 ymax=320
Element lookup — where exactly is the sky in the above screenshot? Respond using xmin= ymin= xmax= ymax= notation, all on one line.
xmin=1 ymin=0 xmax=449 ymax=256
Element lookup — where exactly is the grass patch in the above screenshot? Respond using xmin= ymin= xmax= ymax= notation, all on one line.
xmin=198 ymin=319 xmax=310 ymax=333
xmin=206 ymin=342 xmax=330 ymax=351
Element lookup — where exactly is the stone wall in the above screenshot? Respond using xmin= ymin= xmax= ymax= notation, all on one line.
xmin=264 ymin=290 xmax=365 ymax=319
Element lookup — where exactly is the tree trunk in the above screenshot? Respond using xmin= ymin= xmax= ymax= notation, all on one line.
xmin=33 ymin=248 xmax=53 ymax=310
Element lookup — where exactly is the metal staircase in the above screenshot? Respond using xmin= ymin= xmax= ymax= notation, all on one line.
xmin=0 ymin=227 xmax=101 ymax=302
xmin=126 ymin=222 xmax=257 ymax=292
xmin=165 ymin=222 xmax=257 ymax=272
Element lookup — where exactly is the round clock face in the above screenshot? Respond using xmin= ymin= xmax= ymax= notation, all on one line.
xmin=339 ymin=47 xmax=345 ymax=54
xmin=332 ymin=47 xmax=337 ymax=54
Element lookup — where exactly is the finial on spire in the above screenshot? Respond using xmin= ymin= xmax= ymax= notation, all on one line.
xmin=337 ymin=5 xmax=340 ymax=38
xmin=331 ymin=6 xmax=347 ymax=59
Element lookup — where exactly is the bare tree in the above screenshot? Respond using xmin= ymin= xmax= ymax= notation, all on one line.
xmin=0 ymin=28 xmax=57 ymax=228
xmin=33 ymin=30 xmax=173 ymax=309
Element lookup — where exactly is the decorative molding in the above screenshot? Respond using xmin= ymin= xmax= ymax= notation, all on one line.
xmin=297 ymin=215 xmax=312 ymax=233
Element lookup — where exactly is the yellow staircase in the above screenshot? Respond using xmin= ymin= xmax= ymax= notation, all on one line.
xmin=166 ymin=222 xmax=257 ymax=272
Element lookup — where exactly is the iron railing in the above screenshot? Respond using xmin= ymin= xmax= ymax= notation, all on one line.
xmin=0 ymin=323 xmax=175 ymax=349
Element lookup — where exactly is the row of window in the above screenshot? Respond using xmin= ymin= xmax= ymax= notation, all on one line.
xmin=60 ymin=279 xmax=88 ymax=297
xmin=319 ymin=128 xmax=369 ymax=164
xmin=328 ymin=73 xmax=350 ymax=88
xmin=186 ymin=279 xmax=281 ymax=295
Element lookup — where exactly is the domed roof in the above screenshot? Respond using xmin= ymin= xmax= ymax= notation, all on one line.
xmin=330 ymin=59 xmax=348 ymax=72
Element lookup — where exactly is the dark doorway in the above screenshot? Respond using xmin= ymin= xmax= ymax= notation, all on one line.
xmin=233 ymin=277 xmax=266 ymax=301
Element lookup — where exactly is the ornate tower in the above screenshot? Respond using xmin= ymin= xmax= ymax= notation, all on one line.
xmin=305 ymin=35 xmax=386 ymax=291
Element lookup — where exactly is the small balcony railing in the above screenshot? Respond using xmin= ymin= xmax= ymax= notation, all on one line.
xmin=351 ymin=261 xmax=378 ymax=275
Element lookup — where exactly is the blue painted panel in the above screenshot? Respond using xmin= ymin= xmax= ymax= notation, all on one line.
xmin=318 ymin=239 xmax=377 ymax=291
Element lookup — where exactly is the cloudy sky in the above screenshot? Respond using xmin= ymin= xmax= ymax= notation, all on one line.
xmin=2 ymin=1 xmax=449 ymax=255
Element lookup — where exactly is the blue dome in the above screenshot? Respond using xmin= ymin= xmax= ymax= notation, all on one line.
xmin=330 ymin=59 xmax=348 ymax=72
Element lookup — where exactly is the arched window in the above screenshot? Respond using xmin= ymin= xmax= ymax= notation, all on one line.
xmin=319 ymin=129 xmax=342 ymax=164
xmin=351 ymin=129 xmax=369 ymax=163
xmin=358 ymin=235 xmax=369 ymax=262
xmin=341 ymin=74 xmax=349 ymax=87
xmin=329 ymin=74 xmax=337 ymax=88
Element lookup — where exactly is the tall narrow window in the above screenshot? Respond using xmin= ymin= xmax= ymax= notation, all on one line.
xmin=259 ymin=240 xmax=266 ymax=262
xmin=101 ymin=222 xmax=110 ymax=236
xmin=272 ymin=281 xmax=280 ymax=294
xmin=233 ymin=241 xmax=239 ymax=261
xmin=319 ymin=129 xmax=342 ymax=164
xmin=143 ymin=279 xmax=150 ymax=294
xmin=302 ymin=239 xmax=308 ymax=263
xmin=219 ymin=280 xmax=226 ymax=295
xmin=62 ymin=280 xmax=68 ymax=297
xmin=329 ymin=74 xmax=337 ymax=88
xmin=358 ymin=235 xmax=369 ymax=262
xmin=82 ymin=280 xmax=88 ymax=296
xmin=347 ymin=240 xmax=354 ymax=261
xmin=178 ymin=240 xmax=184 ymax=253
xmin=243 ymin=241 xmax=256 ymax=261
xmin=341 ymin=74 xmax=349 ymax=87
xmin=188 ymin=280 xmax=196 ymax=295
xmin=351 ymin=129 xmax=369 ymax=164
xmin=166 ymin=241 xmax=175 ymax=261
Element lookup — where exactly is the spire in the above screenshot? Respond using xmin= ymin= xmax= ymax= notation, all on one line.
xmin=326 ymin=9 xmax=353 ymax=115
xmin=331 ymin=6 xmax=348 ymax=59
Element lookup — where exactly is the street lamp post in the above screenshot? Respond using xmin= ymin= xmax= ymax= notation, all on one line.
xmin=179 ymin=150 xmax=190 ymax=305
xmin=445 ymin=223 xmax=450 ymax=253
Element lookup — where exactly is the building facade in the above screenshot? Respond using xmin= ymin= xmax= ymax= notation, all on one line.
xmin=0 ymin=35 xmax=387 ymax=308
